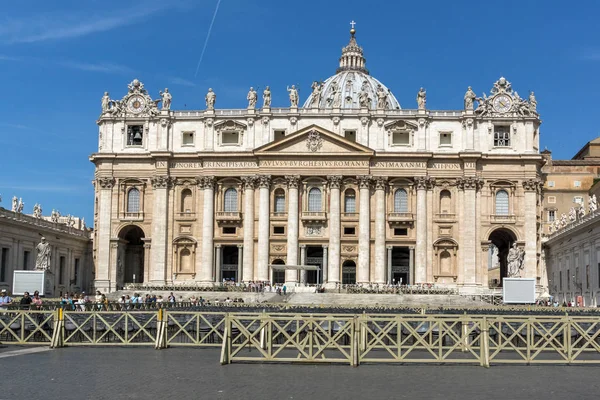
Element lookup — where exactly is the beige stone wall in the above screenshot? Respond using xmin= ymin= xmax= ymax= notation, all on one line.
xmin=92 ymin=124 xmax=543 ymax=293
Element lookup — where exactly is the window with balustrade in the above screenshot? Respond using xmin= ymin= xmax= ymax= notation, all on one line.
xmin=224 ymin=188 xmax=238 ymax=212
xmin=127 ymin=188 xmax=140 ymax=213
xmin=308 ymin=188 xmax=322 ymax=212
xmin=495 ymin=190 xmax=509 ymax=215
xmin=274 ymin=188 xmax=286 ymax=213
xmin=394 ymin=189 xmax=408 ymax=213
xmin=344 ymin=189 xmax=356 ymax=213
xmin=493 ymin=126 xmax=511 ymax=147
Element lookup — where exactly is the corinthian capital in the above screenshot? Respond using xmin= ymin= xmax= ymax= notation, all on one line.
xmin=241 ymin=175 xmax=257 ymax=190
xmin=522 ymin=178 xmax=542 ymax=192
xmin=198 ymin=176 xmax=215 ymax=190
xmin=456 ymin=177 xmax=483 ymax=191
xmin=96 ymin=177 xmax=115 ymax=189
xmin=374 ymin=176 xmax=388 ymax=191
xmin=150 ymin=175 xmax=171 ymax=189
xmin=357 ymin=175 xmax=372 ymax=189
xmin=285 ymin=175 xmax=300 ymax=189
xmin=257 ymin=175 xmax=271 ymax=189
xmin=414 ymin=176 xmax=435 ymax=190
xmin=327 ymin=175 xmax=342 ymax=189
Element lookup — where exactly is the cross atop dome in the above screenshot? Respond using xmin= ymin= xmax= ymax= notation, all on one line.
xmin=337 ymin=20 xmax=368 ymax=74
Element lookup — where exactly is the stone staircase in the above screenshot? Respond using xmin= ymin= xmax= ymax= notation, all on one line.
xmin=282 ymin=292 xmax=485 ymax=307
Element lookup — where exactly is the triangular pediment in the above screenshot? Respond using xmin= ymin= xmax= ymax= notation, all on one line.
xmin=254 ymin=124 xmax=374 ymax=155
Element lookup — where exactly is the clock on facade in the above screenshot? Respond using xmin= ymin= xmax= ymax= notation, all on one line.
xmin=492 ymin=94 xmax=512 ymax=113
xmin=127 ymin=96 xmax=145 ymax=113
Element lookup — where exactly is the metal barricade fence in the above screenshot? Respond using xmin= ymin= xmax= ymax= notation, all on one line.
xmin=3 ymin=309 xmax=600 ymax=367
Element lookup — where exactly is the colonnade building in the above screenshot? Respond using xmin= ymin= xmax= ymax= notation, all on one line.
xmin=91 ymin=28 xmax=544 ymax=293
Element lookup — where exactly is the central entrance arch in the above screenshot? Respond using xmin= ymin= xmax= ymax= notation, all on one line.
xmin=118 ymin=225 xmax=145 ymax=284
xmin=488 ymin=228 xmax=517 ymax=286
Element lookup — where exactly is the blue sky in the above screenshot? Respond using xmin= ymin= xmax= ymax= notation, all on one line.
xmin=0 ymin=0 xmax=598 ymax=226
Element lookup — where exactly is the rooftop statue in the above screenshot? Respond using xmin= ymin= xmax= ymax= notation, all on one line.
xmin=247 ymin=87 xmax=257 ymax=109
xmin=205 ymin=88 xmax=216 ymax=109
xmin=287 ymin=85 xmax=299 ymax=107
xmin=464 ymin=86 xmax=476 ymax=110
xmin=262 ymin=86 xmax=271 ymax=108
xmin=159 ymin=88 xmax=172 ymax=110
xmin=417 ymin=87 xmax=426 ymax=110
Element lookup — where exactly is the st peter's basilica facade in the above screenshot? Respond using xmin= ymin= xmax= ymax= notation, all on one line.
xmin=91 ymin=28 xmax=543 ymax=293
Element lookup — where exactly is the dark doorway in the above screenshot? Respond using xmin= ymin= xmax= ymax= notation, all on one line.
xmin=272 ymin=259 xmax=285 ymax=284
xmin=488 ymin=228 xmax=517 ymax=287
xmin=342 ymin=260 xmax=356 ymax=284
xmin=391 ymin=247 xmax=410 ymax=285
xmin=119 ymin=226 xmax=145 ymax=284
xmin=221 ymin=246 xmax=239 ymax=282
xmin=306 ymin=246 xmax=323 ymax=284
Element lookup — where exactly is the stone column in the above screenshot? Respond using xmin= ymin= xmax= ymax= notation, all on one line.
xmin=257 ymin=175 xmax=271 ymax=282
xmin=374 ymin=177 xmax=387 ymax=284
xmin=409 ymin=246 xmax=415 ymax=285
xmin=215 ymin=244 xmax=222 ymax=283
xmin=94 ymin=177 xmax=115 ymax=292
xmin=322 ymin=245 xmax=328 ymax=284
xmin=415 ymin=176 xmax=428 ymax=284
xmin=237 ymin=244 xmax=243 ymax=283
xmin=142 ymin=239 xmax=151 ymax=284
xmin=523 ymin=179 xmax=541 ymax=279
xmin=357 ymin=175 xmax=372 ymax=284
xmin=327 ymin=175 xmax=342 ymax=286
xmin=387 ymin=246 xmax=393 ymax=284
xmin=200 ymin=176 xmax=215 ymax=283
xmin=458 ymin=177 xmax=481 ymax=286
xmin=285 ymin=175 xmax=300 ymax=285
xmin=300 ymin=244 xmax=307 ymax=285
xmin=150 ymin=175 xmax=170 ymax=285
xmin=241 ymin=176 xmax=256 ymax=282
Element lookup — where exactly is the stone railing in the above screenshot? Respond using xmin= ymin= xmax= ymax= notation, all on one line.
xmin=172 ymin=108 xmax=466 ymax=118
xmin=0 ymin=207 xmax=91 ymax=238
xmin=545 ymin=210 xmax=600 ymax=241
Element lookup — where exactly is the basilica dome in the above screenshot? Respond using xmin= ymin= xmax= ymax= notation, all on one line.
xmin=302 ymin=28 xmax=401 ymax=110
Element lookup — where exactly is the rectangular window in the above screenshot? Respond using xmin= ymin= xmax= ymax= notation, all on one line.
xmin=126 ymin=125 xmax=144 ymax=146
xmin=344 ymin=130 xmax=356 ymax=142
xmin=548 ymin=181 xmax=555 ymax=188
xmin=59 ymin=256 xmax=66 ymax=285
xmin=274 ymin=130 xmax=286 ymax=141
xmin=394 ymin=228 xmax=408 ymax=236
xmin=548 ymin=196 xmax=556 ymax=204
xmin=74 ymin=258 xmax=80 ymax=285
xmin=273 ymin=226 xmax=285 ymax=235
xmin=439 ymin=132 xmax=452 ymax=147
xmin=0 ymin=248 xmax=8 ymax=282
xmin=392 ymin=131 xmax=410 ymax=145
xmin=493 ymin=126 xmax=510 ymax=147
xmin=182 ymin=131 xmax=194 ymax=146
xmin=574 ymin=196 xmax=584 ymax=205
xmin=574 ymin=181 xmax=581 ymax=188
xmin=222 ymin=227 xmax=236 ymax=235
xmin=343 ymin=227 xmax=356 ymax=235
xmin=548 ymin=210 xmax=556 ymax=222
xmin=222 ymin=131 xmax=240 ymax=145
xmin=23 ymin=251 xmax=30 ymax=270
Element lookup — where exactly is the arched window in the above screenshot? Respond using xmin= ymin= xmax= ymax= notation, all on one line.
xmin=180 ymin=189 xmax=193 ymax=213
xmin=495 ymin=190 xmax=509 ymax=215
xmin=308 ymin=188 xmax=322 ymax=212
xmin=127 ymin=188 xmax=140 ymax=213
xmin=394 ymin=189 xmax=408 ymax=213
xmin=344 ymin=189 xmax=356 ymax=213
xmin=274 ymin=189 xmax=286 ymax=213
xmin=439 ymin=190 xmax=452 ymax=214
xmin=224 ymin=188 xmax=238 ymax=212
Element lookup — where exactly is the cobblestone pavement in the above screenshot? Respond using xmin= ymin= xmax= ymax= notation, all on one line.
xmin=1 ymin=347 xmax=599 ymax=400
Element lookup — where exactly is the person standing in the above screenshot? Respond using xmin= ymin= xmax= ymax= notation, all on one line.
xmin=1 ymin=289 xmax=13 ymax=309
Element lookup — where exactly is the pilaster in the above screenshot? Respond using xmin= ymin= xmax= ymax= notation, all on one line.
xmin=150 ymin=175 xmax=171 ymax=284
xmin=257 ymin=175 xmax=271 ymax=281
xmin=241 ymin=176 xmax=256 ymax=282
xmin=286 ymin=175 xmax=300 ymax=285
xmin=374 ymin=176 xmax=387 ymax=284
xmin=327 ymin=175 xmax=342 ymax=286
xmin=357 ymin=175 xmax=372 ymax=283
xmin=200 ymin=176 xmax=215 ymax=283
xmin=94 ymin=177 xmax=115 ymax=292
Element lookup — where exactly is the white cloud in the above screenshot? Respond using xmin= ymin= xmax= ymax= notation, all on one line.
xmin=57 ymin=60 xmax=135 ymax=74
xmin=167 ymin=77 xmax=197 ymax=87
xmin=0 ymin=3 xmax=168 ymax=44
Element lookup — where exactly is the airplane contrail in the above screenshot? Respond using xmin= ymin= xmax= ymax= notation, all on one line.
xmin=194 ymin=0 xmax=222 ymax=78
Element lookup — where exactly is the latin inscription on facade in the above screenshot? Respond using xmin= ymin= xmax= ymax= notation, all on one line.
xmin=370 ymin=161 xmax=427 ymax=168
xmin=170 ymin=162 xmax=202 ymax=168
xmin=260 ymin=160 xmax=368 ymax=167
xmin=429 ymin=162 xmax=461 ymax=169
xmin=204 ymin=161 xmax=258 ymax=168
